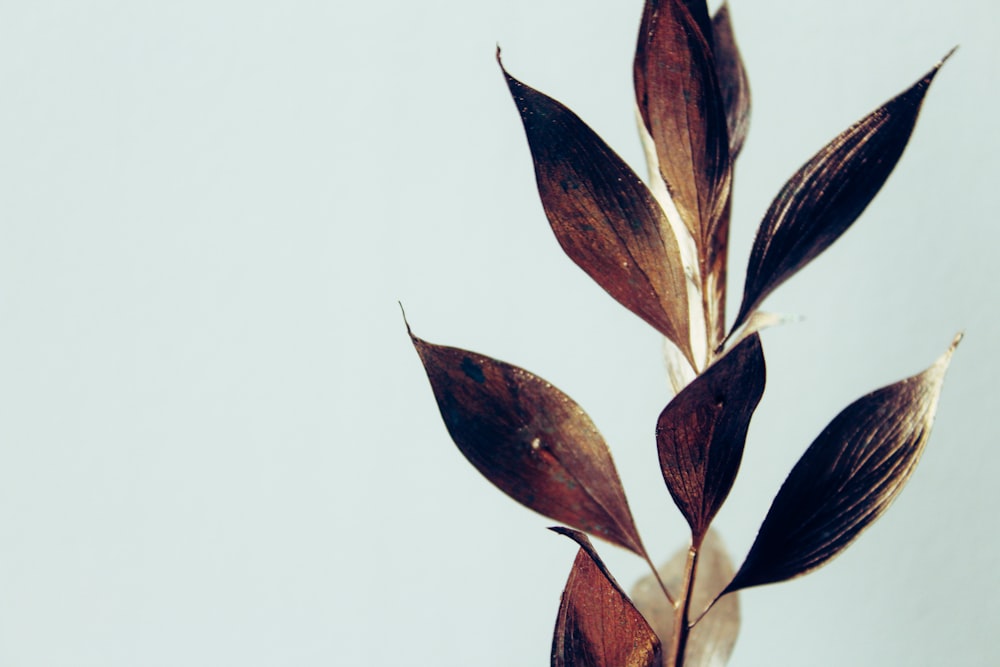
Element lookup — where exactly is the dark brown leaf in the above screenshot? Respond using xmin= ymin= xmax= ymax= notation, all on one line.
xmin=409 ymin=327 xmax=646 ymax=555
xmin=499 ymin=52 xmax=693 ymax=367
xmin=724 ymin=335 xmax=961 ymax=593
xmin=711 ymin=3 xmax=751 ymax=158
xmin=732 ymin=53 xmax=952 ymax=332
xmin=680 ymin=0 xmax=713 ymax=48
xmin=656 ymin=334 xmax=765 ymax=543
xmin=551 ymin=528 xmax=662 ymax=667
xmin=702 ymin=4 xmax=751 ymax=346
xmin=634 ymin=0 xmax=731 ymax=258
xmin=631 ymin=530 xmax=740 ymax=667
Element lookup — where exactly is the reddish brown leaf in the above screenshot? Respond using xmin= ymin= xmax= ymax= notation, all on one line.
xmin=551 ymin=528 xmax=662 ymax=667
xmin=711 ymin=3 xmax=751 ymax=159
xmin=656 ymin=334 xmax=765 ymax=543
xmin=732 ymin=52 xmax=953 ymax=332
xmin=724 ymin=335 xmax=961 ymax=593
xmin=631 ymin=530 xmax=740 ymax=667
xmin=499 ymin=53 xmax=693 ymax=367
xmin=409 ymin=327 xmax=646 ymax=555
xmin=634 ymin=0 xmax=731 ymax=258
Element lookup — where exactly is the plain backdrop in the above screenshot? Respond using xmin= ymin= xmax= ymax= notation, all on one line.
xmin=0 ymin=0 xmax=996 ymax=665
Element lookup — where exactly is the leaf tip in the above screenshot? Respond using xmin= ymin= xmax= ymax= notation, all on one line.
xmin=398 ymin=301 xmax=419 ymax=344
xmin=949 ymin=330 xmax=964 ymax=352
xmin=937 ymin=46 xmax=959 ymax=69
xmin=933 ymin=331 xmax=963 ymax=374
xmin=549 ymin=525 xmax=586 ymax=544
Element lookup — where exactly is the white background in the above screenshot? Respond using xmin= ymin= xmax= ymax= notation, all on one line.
xmin=0 ymin=0 xmax=996 ymax=665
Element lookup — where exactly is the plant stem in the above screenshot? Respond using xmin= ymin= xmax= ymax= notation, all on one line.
xmin=668 ymin=545 xmax=699 ymax=667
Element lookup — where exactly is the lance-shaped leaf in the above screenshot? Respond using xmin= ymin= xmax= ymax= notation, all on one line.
xmin=410 ymin=327 xmax=646 ymax=555
xmin=724 ymin=335 xmax=961 ymax=593
xmin=712 ymin=3 xmax=751 ymax=159
xmin=703 ymin=4 xmax=751 ymax=345
xmin=634 ymin=0 xmax=731 ymax=257
xmin=657 ymin=333 xmax=765 ymax=542
xmin=551 ymin=528 xmax=662 ymax=667
xmin=732 ymin=52 xmax=953 ymax=332
xmin=631 ymin=530 xmax=740 ymax=667
xmin=499 ymin=54 xmax=693 ymax=367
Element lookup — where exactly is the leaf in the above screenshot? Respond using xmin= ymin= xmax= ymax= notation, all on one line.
xmin=551 ymin=528 xmax=662 ymax=667
xmin=732 ymin=52 xmax=953 ymax=332
xmin=711 ymin=3 xmax=751 ymax=159
xmin=656 ymin=334 xmax=765 ymax=543
xmin=724 ymin=335 xmax=961 ymax=593
xmin=409 ymin=326 xmax=646 ymax=555
xmin=703 ymin=3 xmax=751 ymax=346
xmin=631 ymin=530 xmax=740 ymax=667
xmin=634 ymin=0 xmax=731 ymax=258
xmin=680 ymin=0 xmax=713 ymax=48
xmin=499 ymin=52 xmax=693 ymax=367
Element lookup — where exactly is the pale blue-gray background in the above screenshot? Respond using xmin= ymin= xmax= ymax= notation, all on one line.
xmin=0 ymin=1 xmax=995 ymax=665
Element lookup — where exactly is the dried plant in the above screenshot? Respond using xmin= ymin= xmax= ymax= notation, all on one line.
xmin=407 ymin=1 xmax=958 ymax=665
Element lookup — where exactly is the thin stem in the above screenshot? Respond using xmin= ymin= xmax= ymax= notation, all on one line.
xmin=668 ymin=546 xmax=699 ymax=667
xmin=642 ymin=551 xmax=676 ymax=607
xmin=689 ymin=591 xmax=723 ymax=629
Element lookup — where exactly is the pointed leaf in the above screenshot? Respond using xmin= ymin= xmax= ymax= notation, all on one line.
xmin=702 ymin=4 xmax=751 ymax=345
xmin=711 ymin=3 xmax=751 ymax=158
xmin=732 ymin=54 xmax=951 ymax=331
xmin=500 ymin=54 xmax=693 ymax=366
xmin=631 ymin=530 xmax=740 ymax=667
xmin=656 ymin=334 xmax=765 ymax=542
xmin=410 ymin=328 xmax=646 ymax=555
xmin=634 ymin=0 xmax=731 ymax=256
xmin=725 ymin=335 xmax=961 ymax=593
xmin=551 ymin=528 xmax=662 ymax=667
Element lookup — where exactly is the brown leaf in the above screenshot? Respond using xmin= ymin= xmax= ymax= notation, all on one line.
xmin=680 ymin=0 xmax=713 ymax=48
xmin=409 ymin=327 xmax=646 ymax=555
xmin=551 ymin=528 xmax=662 ymax=667
xmin=631 ymin=530 xmax=740 ymax=667
xmin=702 ymin=4 xmax=751 ymax=346
xmin=732 ymin=52 xmax=953 ymax=332
xmin=634 ymin=0 xmax=731 ymax=258
xmin=724 ymin=335 xmax=961 ymax=593
xmin=656 ymin=334 xmax=765 ymax=543
xmin=711 ymin=3 xmax=751 ymax=159
xmin=499 ymin=52 xmax=693 ymax=367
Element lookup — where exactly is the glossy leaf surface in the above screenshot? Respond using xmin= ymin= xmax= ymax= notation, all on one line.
xmin=634 ymin=0 xmax=731 ymax=257
xmin=500 ymin=54 xmax=693 ymax=366
xmin=657 ymin=334 xmax=765 ymax=542
xmin=732 ymin=54 xmax=951 ymax=331
xmin=410 ymin=329 xmax=645 ymax=555
xmin=631 ymin=530 xmax=740 ymax=667
xmin=725 ymin=335 xmax=960 ymax=592
xmin=552 ymin=528 xmax=662 ymax=667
